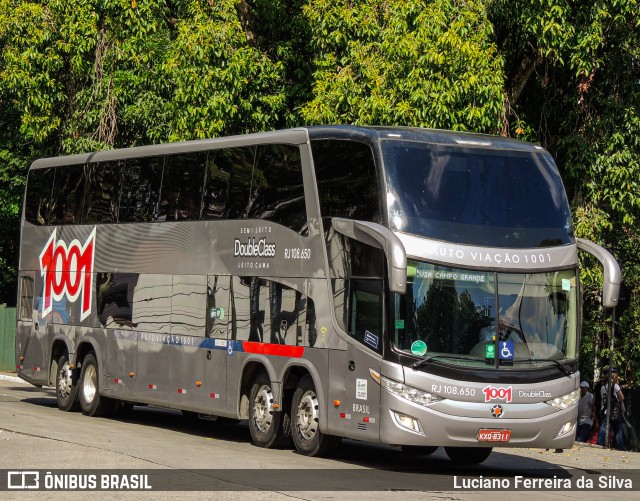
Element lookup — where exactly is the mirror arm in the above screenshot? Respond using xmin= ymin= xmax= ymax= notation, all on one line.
xmin=576 ymin=238 xmax=621 ymax=308
xmin=331 ymin=218 xmax=407 ymax=293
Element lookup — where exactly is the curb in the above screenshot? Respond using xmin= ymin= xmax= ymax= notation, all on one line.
xmin=0 ymin=373 xmax=29 ymax=384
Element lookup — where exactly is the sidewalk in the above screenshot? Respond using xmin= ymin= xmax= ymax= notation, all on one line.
xmin=0 ymin=371 xmax=28 ymax=384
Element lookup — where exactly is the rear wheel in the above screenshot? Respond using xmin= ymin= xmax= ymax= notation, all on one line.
xmin=248 ymin=373 xmax=286 ymax=448
xmin=291 ymin=375 xmax=340 ymax=457
xmin=444 ymin=446 xmax=492 ymax=464
xmin=78 ymin=353 xmax=113 ymax=417
xmin=55 ymin=354 xmax=79 ymax=411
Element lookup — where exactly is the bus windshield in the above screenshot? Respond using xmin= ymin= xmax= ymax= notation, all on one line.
xmin=392 ymin=260 xmax=578 ymax=370
xmin=382 ymin=141 xmax=574 ymax=248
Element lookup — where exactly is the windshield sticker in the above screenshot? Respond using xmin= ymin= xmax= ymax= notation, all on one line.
xmin=498 ymin=341 xmax=515 ymax=361
xmin=411 ymin=340 xmax=427 ymax=356
xmin=485 ymin=343 xmax=496 ymax=359
xmin=395 ymin=319 xmax=405 ymax=329
xmin=416 ymin=269 xmax=487 ymax=283
xmin=364 ymin=330 xmax=379 ymax=349
xmin=356 ymin=379 xmax=367 ymax=400
xmin=562 ymin=278 xmax=571 ymax=291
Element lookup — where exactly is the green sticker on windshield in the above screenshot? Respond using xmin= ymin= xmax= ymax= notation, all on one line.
xmin=485 ymin=343 xmax=495 ymax=359
xmin=411 ymin=340 xmax=427 ymax=356
xmin=395 ymin=319 xmax=405 ymax=329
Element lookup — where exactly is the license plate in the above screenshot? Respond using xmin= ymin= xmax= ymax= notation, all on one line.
xmin=477 ymin=429 xmax=511 ymax=442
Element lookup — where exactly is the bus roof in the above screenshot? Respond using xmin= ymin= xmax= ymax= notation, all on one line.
xmin=29 ymin=126 xmax=543 ymax=170
xmin=306 ymin=125 xmax=542 ymax=152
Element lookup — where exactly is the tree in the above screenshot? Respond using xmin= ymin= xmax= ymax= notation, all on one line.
xmin=490 ymin=0 xmax=640 ymax=385
xmin=0 ymin=0 xmax=638 ymax=385
xmin=300 ymin=0 xmax=505 ymax=131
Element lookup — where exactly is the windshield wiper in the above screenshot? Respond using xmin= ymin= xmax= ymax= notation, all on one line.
xmin=510 ymin=358 xmax=572 ymax=377
xmin=412 ymin=354 xmax=483 ymax=371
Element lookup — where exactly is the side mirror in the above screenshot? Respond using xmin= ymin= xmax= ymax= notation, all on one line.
xmin=331 ymin=218 xmax=407 ymax=294
xmin=576 ymin=238 xmax=621 ymax=308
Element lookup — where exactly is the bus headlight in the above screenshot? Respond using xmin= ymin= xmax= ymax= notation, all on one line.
xmin=556 ymin=419 xmax=576 ymax=437
xmin=370 ymin=369 xmax=442 ymax=407
xmin=545 ymin=389 xmax=580 ymax=410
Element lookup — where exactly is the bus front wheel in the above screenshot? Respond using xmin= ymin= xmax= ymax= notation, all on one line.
xmin=444 ymin=446 xmax=492 ymax=464
xmin=78 ymin=353 xmax=112 ymax=417
xmin=55 ymin=354 xmax=79 ymax=412
xmin=291 ymin=375 xmax=340 ymax=457
xmin=248 ymin=373 xmax=286 ymax=448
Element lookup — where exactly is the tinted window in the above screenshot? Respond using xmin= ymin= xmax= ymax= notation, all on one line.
xmin=96 ymin=273 xmax=137 ymax=328
xmin=249 ymin=144 xmax=307 ymax=234
xmin=131 ymin=274 xmax=171 ymax=333
xmin=383 ymin=142 xmax=574 ymax=247
xmin=202 ymin=151 xmax=231 ymax=219
xmin=270 ymin=282 xmax=313 ymax=346
xmin=348 ymin=279 xmax=383 ymax=353
xmin=229 ymin=276 xmax=251 ymax=340
xmin=215 ymin=147 xmax=255 ymax=219
xmin=119 ymin=156 xmax=163 ymax=223
xmin=207 ymin=275 xmax=230 ymax=338
xmin=50 ymin=164 xmax=87 ymax=225
xmin=229 ymin=276 xmax=316 ymax=346
xmin=24 ymin=167 xmax=55 ymax=225
xmin=19 ymin=275 xmax=34 ymax=321
xmin=160 ymin=153 xmax=206 ymax=221
xmin=171 ymin=275 xmax=206 ymax=336
xmin=311 ymin=140 xmax=381 ymax=223
xmin=84 ymin=161 xmax=122 ymax=224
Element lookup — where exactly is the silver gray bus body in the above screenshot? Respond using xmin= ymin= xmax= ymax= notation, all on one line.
xmin=15 ymin=126 xmax=620 ymax=454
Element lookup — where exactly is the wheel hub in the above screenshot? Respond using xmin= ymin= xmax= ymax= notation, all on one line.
xmin=58 ymin=362 xmax=72 ymax=399
xmin=253 ymin=385 xmax=274 ymax=433
xmin=296 ymin=390 xmax=319 ymax=441
xmin=82 ymin=364 xmax=97 ymax=404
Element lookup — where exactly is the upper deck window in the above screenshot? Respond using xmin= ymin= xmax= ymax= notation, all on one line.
xmin=382 ymin=141 xmax=574 ymax=248
xmin=311 ymin=140 xmax=381 ymax=224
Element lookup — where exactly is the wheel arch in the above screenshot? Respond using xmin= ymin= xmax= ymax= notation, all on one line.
xmin=75 ymin=337 xmax=106 ymax=394
xmin=238 ymin=357 xmax=277 ymax=419
xmin=281 ymin=360 xmax=327 ymax=431
xmin=48 ymin=336 xmax=71 ymax=386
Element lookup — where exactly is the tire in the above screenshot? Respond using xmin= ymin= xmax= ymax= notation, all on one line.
xmin=78 ymin=353 xmax=112 ymax=417
xmin=401 ymin=445 xmax=438 ymax=456
xmin=444 ymin=446 xmax=492 ymax=464
xmin=55 ymin=354 xmax=79 ymax=412
xmin=291 ymin=375 xmax=341 ymax=457
xmin=248 ymin=373 xmax=286 ymax=448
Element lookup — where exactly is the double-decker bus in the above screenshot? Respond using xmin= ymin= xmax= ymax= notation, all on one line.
xmin=16 ymin=126 xmax=620 ymax=463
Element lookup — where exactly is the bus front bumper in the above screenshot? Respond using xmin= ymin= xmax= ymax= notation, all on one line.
xmin=379 ymin=393 xmax=577 ymax=450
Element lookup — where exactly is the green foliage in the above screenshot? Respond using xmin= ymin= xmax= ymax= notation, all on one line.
xmin=0 ymin=0 xmax=639 ymax=386
xmin=300 ymin=0 xmax=505 ymax=131
xmin=491 ymin=0 xmax=640 ymax=385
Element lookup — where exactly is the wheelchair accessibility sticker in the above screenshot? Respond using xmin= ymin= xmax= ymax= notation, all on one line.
xmin=499 ymin=341 xmax=515 ymax=361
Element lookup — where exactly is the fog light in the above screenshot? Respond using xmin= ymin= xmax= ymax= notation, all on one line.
xmin=391 ymin=411 xmax=423 ymax=434
xmin=556 ymin=419 xmax=576 ymax=438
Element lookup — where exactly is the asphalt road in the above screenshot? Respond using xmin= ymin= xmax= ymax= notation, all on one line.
xmin=0 ymin=376 xmax=637 ymax=500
